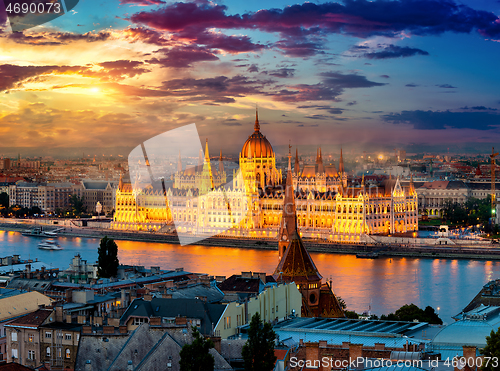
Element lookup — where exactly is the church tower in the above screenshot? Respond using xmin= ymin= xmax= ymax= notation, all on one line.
xmin=199 ymin=139 xmax=214 ymax=195
xmin=277 ymin=144 xmax=297 ymax=259
xmin=274 ymin=145 xmax=345 ymax=318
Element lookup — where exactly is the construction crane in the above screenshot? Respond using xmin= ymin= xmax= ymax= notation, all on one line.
xmin=491 ymin=147 xmax=499 ymax=220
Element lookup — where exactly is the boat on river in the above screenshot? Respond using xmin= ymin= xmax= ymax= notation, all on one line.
xmin=38 ymin=239 xmax=62 ymax=250
xmin=22 ymin=227 xmax=58 ymax=238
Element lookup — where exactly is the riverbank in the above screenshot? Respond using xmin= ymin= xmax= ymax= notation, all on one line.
xmin=3 ymin=221 xmax=500 ymax=260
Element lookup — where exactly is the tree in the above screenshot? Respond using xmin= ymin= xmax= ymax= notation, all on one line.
xmin=242 ymin=313 xmax=277 ymax=371
xmin=380 ymin=304 xmax=442 ymax=325
xmin=69 ymin=194 xmax=86 ymax=216
xmin=179 ymin=326 xmax=214 ymax=371
xmin=481 ymin=328 xmax=500 ymax=371
xmin=97 ymin=236 xmax=119 ymax=278
xmin=0 ymin=192 xmax=8 ymax=208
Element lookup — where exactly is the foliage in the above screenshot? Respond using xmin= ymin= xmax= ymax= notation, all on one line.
xmin=481 ymin=328 xmax=500 ymax=371
xmin=179 ymin=326 xmax=214 ymax=371
xmin=0 ymin=192 xmax=8 ymax=208
xmin=69 ymin=194 xmax=86 ymax=216
xmin=97 ymin=236 xmax=119 ymax=278
xmin=337 ymin=296 xmax=347 ymax=311
xmin=442 ymin=196 xmax=492 ymax=226
xmin=380 ymin=304 xmax=442 ymax=325
xmin=345 ymin=311 xmax=359 ymax=319
xmin=242 ymin=313 xmax=277 ymax=371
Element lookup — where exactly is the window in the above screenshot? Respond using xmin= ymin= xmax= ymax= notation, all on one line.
xmin=46 ymin=347 xmax=51 ymax=357
xmin=28 ymin=350 xmax=35 ymax=360
xmin=57 ymin=348 xmax=62 ymax=358
xmin=132 ymin=318 xmax=145 ymax=326
xmin=65 ymin=334 xmax=71 ymax=340
xmin=29 ymin=334 xmax=34 ymax=342
xmin=11 ymin=349 xmax=18 ymax=359
xmin=11 ymin=332 xmax=17 ymax=342
xmin=65 ymin=349 xmax=71 ymax=359
xmin=45 ymin=332 xmax=52 ymax=339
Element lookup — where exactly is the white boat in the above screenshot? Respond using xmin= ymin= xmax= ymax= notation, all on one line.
xmin=23 ymin=227 xmax=59 ymax=238
xmin=38 ymin=240 xmax=63 ymax=251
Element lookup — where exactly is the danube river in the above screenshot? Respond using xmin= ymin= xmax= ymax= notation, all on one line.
xmin=1 ymin=230 xmax=499 ymax=324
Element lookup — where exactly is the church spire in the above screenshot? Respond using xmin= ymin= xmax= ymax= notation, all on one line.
xmin=277 ymin=143 xmax=297 ymax=259
xmin=219 ymin=150 xmax=224 ymax=174
xmin=204 ymin=138 xmax=210 ymax=161
xmin=254 ymin=106 xmax=260 ymax=132
xmin=339 ymin=148 xmax=344 ymax=174
xmin=294 ymin=148 xmax=300 ymax=175
xmin=318 ymin=147 xmax=324 ymax=174
xmin=177 ymin=150 xmax=182 ymax=173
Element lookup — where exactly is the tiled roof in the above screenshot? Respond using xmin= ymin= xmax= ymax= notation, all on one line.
xmin=6 ymin=308 xmax=52 ymax=328
xmin=217 ymin=275 xmax=263 ymax=294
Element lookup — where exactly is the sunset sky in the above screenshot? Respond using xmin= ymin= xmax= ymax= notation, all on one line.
xmin=1 ymin=0 xmax=500 ymax=158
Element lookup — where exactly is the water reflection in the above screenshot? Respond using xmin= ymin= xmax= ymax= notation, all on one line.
xmin=1 ymin=231 xmax=500 ymax=323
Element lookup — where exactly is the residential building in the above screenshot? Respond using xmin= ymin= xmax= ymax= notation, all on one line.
xmin=5 ymin=309 xmax=53 ymax=368
xmin=8 ymin=182 xmax=82 ymax=212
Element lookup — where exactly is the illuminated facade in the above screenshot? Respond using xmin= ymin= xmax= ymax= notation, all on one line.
xmin=113 ymin=111 xmax=418 ymax=240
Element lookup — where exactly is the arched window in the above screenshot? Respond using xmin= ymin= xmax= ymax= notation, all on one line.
xmin=66 ymin=348 xmax=71 ymax=359
xmin=46 ymin=347 xmax=51 ymax=357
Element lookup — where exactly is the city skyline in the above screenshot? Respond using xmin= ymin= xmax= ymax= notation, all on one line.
xmin=1 ymin=0 xmax=500 ymax=156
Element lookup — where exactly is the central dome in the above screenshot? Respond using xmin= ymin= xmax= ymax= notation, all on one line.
xmin=240 ymin=111 xmax=275 ymax=159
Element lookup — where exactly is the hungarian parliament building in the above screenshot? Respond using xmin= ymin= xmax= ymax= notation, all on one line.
xmin=113 ymin=113 xmax=418 ymax=242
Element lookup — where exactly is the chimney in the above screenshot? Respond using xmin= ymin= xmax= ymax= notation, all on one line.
xmin=258 ymin=273 xmax=266 ymax=284
xmin=349 ymin=344 xmax=363 ymax=362
xmin=210 ymin=337 xmax=221 ymax=354
xmin=305 ymin=342 xmax=320 ymax=368
xmin=55 ymin=305 xmax=64 ymax=322
xmin=119 ymin=325 xmax=128 ymax=334
xmin=241 ymin=271 xmax=252 ymax=278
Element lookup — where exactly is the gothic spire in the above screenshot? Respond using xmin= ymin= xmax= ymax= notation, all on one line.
xmin=254 ymin=106 xmax=260 ymax=132
xmin=177 ymin=150 xmax=182 ymax=173
xmin=219 ymin=150 xmax=224 ymax=174
xmin=294 ymin=148 xmax=300 ymax=175
xmin=339 ymin=147 xmax=344 ymax=174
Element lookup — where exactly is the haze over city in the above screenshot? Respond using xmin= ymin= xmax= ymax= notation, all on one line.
xmin=0 ymin=0 xmax=500 ymax=157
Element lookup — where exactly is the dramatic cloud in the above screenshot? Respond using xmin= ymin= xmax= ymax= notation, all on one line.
xmin=436 ymin=84 xmax=457 ymax=88
xmin=4 ymin=30 xmax=113 ymax=45
xmin=461 ymin=106 xmax=498 ymax=111
xmin=160 ymin=75 xmax=271 ymax=103
xmin=148 ymin=46 xmax=219 ymax=68
xmin=364 ymin=45 xmax=429 ymax=59
xmin=382 ymin=110 xmax=500 ymax=130
xmin=268 ymin=68 xmax=295 ymax=78
xmin=273 ymin=71 xmax=386 ymax=102
xmin=0 ymin=64 xmax=81 ymax=91
xmin=297 ymin=104 xmax=343 ymax=114
xmin=120 ymin=0 xmax=165 ymax=5
xmin=247 ymin=64 xmax=259 ymax=73
xmin=130 ymin=0 xmax=500 ymax=43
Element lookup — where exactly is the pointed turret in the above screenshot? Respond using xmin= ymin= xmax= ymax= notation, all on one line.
xmin=274 ymin=143 xmax=320 ymax=282
xmin=200 ymin=139 xmax=214 ymax=194
xmin=177 ymin=150 xmax=182 ymax=173
xmin=339 ymin=148 xmax=344 ymax=174
xmin=198 ymin=148 xmax=203 ymax=166
xmin=317 ymin=147 xmax=324 ymax=174
xmin=254 ymin=107 xmax=260 ymax=132
xmin=277 ymin=144 xmax=297 ymax=259
xmin=294 ymin=148 xmax=300 ymax=175
xmin=219 ymin=150 xmax=224 ymax=174
xmin=118 ymin=172 xmax=123 ymax=192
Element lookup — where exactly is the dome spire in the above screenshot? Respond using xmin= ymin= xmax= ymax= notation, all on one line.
xmin=254 ymin=106 xmax=260 ymax=132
